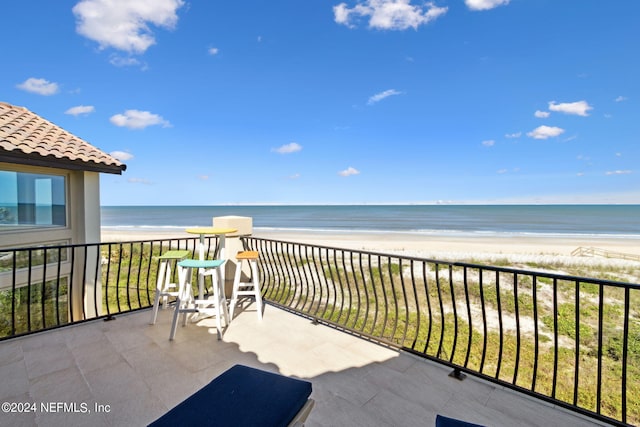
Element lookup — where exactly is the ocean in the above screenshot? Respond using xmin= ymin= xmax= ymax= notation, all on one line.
xmin=100 ymin=205 xmax=640 ymax=239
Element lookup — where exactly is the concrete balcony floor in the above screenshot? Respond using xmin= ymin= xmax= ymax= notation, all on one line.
xmin=0 ymin=302 xmax=604 ymax=427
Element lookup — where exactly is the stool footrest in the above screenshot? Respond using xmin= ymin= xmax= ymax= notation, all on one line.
xmin=170 ymin=261 xmax=229 ymax=340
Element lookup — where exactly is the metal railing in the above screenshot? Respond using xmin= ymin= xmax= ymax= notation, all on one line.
xmin=242 ymin=236 xmax=640 ymax=426
xmin=0 ymin=236 xmax=220 ymax=338
xmin=1 ymin=236 xmax=638 ymax=425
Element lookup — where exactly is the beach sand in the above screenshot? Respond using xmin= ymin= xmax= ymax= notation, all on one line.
xmin=101 ymin=228 xmax=640 ymax=265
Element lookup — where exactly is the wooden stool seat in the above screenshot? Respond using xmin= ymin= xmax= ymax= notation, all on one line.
xmin=236 ymin=250 xmax=259 ymax=260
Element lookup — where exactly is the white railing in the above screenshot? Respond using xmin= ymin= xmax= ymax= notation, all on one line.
xmin=571 ymin=246 xmax=640 ymax=262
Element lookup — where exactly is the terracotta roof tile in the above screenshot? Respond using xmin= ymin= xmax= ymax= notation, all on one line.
xmin=0 ymin=101 xmax=126 ymax=174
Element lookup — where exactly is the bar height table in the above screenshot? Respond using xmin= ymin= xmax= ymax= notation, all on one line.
xmin=185 ymin=227 xmax=238 ymax=299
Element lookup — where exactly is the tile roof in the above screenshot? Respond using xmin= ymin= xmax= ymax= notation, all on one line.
xmin=0 ymin=101 xmax=126 ymax=174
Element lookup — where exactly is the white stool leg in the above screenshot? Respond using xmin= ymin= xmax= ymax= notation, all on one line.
xmin=250 ymin=259 xmax=263 ymax=320
xmin=218 ymin=266 xmax=230 ymax=325
xmin=229 ymin=258 xmax=243 ymax=319
xmin=197 ymin=267 xmax=205 ymax=300
xmin=170 ymin=266 xmax=192 ymax=340
xmin=161 ymin=262 xmax=173 ymax=309
xmin=211 ymin=270 xmax=223 ymax=340
xmin=151 ymin=259 xmax=168 ymax=325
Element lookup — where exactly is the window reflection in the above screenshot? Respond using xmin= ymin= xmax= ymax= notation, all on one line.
xmin=0 ymin=170 xmax=66 ymax=228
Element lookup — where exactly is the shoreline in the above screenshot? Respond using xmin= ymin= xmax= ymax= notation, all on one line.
xmin=101 ymin=228 xmax=640 ymax=263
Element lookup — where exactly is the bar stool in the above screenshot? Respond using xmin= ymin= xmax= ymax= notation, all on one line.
xmin=170 ymin=259 xmax=230 ymax=340
xmin=150 ymin=250 xmax=191 ymax=325
xmin=229 ymin=251 xmax=263 ymax=320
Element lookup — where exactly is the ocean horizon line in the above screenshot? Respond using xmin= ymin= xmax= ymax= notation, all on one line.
xmin=100 ymin=202 xmax=640 ymax=207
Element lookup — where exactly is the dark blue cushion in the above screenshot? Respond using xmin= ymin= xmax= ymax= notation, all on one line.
xmin=149 ymin=364 xmax=312 ymax=427
xmin=436 ymin=414 xmax=485 ymax=427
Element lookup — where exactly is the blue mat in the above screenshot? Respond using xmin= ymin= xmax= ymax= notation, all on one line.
xmin=149 ymin=364 xmax=312 ymax=427
xmin=436 ymin=414 xmax=486 ymax=427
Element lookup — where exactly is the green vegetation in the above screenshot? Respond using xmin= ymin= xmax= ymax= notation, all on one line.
xmin=100 ymin=242 xmax=160 ymax=313
xmin=0 ymin=242 xmax=182 ymax=338
xmin=0 ymin=278 xmax=69 ymax=337
xmin=261 ymin=248 xmax=640 ymax=425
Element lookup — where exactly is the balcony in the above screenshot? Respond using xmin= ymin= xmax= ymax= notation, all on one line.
xmin=0 ymin=236 xmax=636 ymax=426
xmin=0 ymin=304 xmax=602 ymax=426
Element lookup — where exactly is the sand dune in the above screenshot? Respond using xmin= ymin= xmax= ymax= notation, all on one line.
xmin=101 ymin=228 xmax=640 ymax=267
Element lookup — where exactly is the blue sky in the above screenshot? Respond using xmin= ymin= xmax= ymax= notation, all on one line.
xmin=3 ymin=0 xmax=639 ymax=205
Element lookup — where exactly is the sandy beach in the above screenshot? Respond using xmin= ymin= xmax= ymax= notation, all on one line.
xmin=101 ymin=228 xmax=640 ymax=266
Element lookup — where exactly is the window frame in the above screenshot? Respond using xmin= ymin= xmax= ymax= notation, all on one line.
xmin=0 ymin=164 xmax=70 ymax=232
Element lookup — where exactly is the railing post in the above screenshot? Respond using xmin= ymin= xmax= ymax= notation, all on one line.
xmin=449 ymin=368 xmax=466 ymax=381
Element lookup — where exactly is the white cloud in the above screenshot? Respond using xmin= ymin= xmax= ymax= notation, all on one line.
xmin=334 ymin=0 xmax=447 ymax=31
xmin=288 ymin=173 xmax=301 ymax=180
xmin=534 ymin=110 xmax=550 ymax=118
xmin=368 ymin=89 xmax=402 ymax=105
xmin=605 ymin=170 xmax=632 ymax=176
xmin=615 ymin=96 xmax=627 ymax=102
xmin=128 ymin=177 xmax=153 ymax=185
xmin=208 ymin=47 xmax=219 ymax=55
xmin=65 ymin=105 xmax=95 ymax=116
xmin=505 ymin=132 xmax=521 ymax=139
xmin=109 ymin=55 xmax=143 ymax=67
xmin=16 ymin=78 xmax=59 ymax=95
xmin=548 ymin=100 xmax=593 ymax=116
xmin=272 ymin=142 xmax=302 ymax=154
xmin=73 ymin=0 xmax=185 ymax=54
xmin=465 ymin=0 xmax=510 ymax=11
xmin=481 ymin=140 xmax=495 ymax=147
xmin=334 ymin=3 xmax=352 ymax=25
xmin=110 ymin=110 xmax=171 ymax=129
xmin=110 ymin=150 xmax=134 ymax=161
xmin=527 ymin=125 xmax=565 ymax=140
xmin=497 ymin=168 xmax=508 ymax=174
xmin=339 ymin=166 xmax=360 ymax=177
xmin=198 ymin=175 xmax=209 ymax=180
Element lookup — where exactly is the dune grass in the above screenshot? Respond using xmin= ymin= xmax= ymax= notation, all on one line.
xmin=263 ymin=249 xmax=640 ymax=425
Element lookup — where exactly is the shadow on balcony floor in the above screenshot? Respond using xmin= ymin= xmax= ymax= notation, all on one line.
xmin=0 ymin=303 xmax=603 ymax=427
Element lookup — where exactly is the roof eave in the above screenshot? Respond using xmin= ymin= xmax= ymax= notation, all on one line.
xmin=0 ymin=151 xmax=127 ymax=175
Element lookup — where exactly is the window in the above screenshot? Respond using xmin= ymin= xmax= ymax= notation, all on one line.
xmin=0 ymin=170 xmax=66 ymax=228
